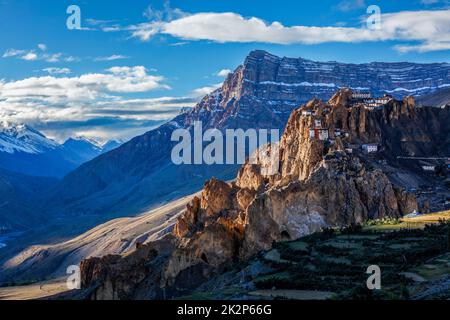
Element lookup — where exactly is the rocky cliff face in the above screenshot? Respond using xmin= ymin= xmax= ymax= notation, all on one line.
xmin=44 ymin=51 xmax=449 ymax=225
xmin=77 ymin=89 xmax=449 ymax=300
xmin=182 ymin=50 xmax=450 ymax=130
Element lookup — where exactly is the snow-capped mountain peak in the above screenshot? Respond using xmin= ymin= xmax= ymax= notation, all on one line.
xmin=0 ymin=123 xmax=123 ymax=177
xmin=70 ymin=136 xmax=104 ymax=148
xmin=0 ymin=121 xmax=59 ymax=154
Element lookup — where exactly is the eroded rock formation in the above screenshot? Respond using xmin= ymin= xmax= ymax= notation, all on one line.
xmin=78 ymin=89 xmax=450 ymax=300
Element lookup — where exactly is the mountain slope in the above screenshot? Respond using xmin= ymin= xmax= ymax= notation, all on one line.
xmin=62 ymin=137 xmax=122 ymax=164
xmin=62 ymin=137 xmax=102 ymax=165
xmin=0 ymin=168 xmax=58 ymax=232
xmin=100 ymin=140 xmax=122 ymax=153
xmin=0 ymin=193 xmax=193 ymax=283
xmin=4 ymin=89 xmax=449 ymax=288
xmin=416 ymin=87 xmax=450 ymax=107
xmin=77 ymin=90 xmax=449 ymax=299
xmin=44 ymin=50 xmax=450 ymax=221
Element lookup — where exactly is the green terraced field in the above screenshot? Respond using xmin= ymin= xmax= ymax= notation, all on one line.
xmin=185 ymin=212 xmax=450 ymax=300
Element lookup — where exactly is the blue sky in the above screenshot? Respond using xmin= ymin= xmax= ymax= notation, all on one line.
xmin=0 ymin=0 xmax=449 ymax=141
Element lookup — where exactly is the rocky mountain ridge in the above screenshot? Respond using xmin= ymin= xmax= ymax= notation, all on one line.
xmin=43 ymin=50 xmax=450 ymax=221
xmin=3 ymin=50 xmax=448 ymax=284
xmin=78 ymin=89 xmax=447 ymax=299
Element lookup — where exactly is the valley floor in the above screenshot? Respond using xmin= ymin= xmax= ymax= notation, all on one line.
xmin=0 ymin=278 xmax=68 ymax=300
xmin=0 ymin=193 xmax=197 ymax=285
xmin=1 ymin=211 xmax=449 ymax=300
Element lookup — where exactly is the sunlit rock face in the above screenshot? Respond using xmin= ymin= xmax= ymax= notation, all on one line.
xmin=48 ymin=50 xmax=449 ymax=221
xmin=80 ymin=86 xmax=450 ymax=299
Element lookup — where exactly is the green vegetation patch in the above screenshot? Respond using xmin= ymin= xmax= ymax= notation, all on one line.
xmin=286 ymin=241 xmax=309 ymax=252
xmin=253 ymin=218 xmax=450 ymax=299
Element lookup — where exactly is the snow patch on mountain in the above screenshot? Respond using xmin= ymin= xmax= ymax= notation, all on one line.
xmin=0 ymin=121 xmax=59 ymax=154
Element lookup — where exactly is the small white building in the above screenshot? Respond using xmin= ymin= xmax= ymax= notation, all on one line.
xmin=309 ymin=128 xmax=329 ymax=141
xmin=314 ymin=119 xmax=322 ymax=128
xmin=362 ymin=144 xmax=378 ymax=153
xmin=302 ymin=110 xmax=313 ymax=116
xmin=318 ymin=129 xmax=329 ymax=141
xmin=375 ymin=97 xmax=391 ymax=105
xmin=422 ymin=165 xmax=435 ymax=171
xmin=345 ymin=148 xmax=353 ymax=154
xmin=352 ymin=92 xmax=371 ymax=99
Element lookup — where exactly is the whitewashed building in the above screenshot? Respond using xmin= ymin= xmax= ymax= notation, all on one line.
xmin=318 ymin=129 xmax=329 ymax=141
xmin=309 ymin=128 xmax=329 ymax=141
xmin=362 ymin=144 xmax=378 ymax=153
xmin=352 ymin=92 xmax=371 ymax=99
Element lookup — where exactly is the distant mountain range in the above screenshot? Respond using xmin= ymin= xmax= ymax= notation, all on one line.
xmin=62 ymin=136 xmax=121 ymax=168
xmin=0 ymin=122 xmax=122 ymax=178
xmin=43 ymin=50 xmax=450 ymax=223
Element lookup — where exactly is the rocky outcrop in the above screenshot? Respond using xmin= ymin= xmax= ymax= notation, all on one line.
xmin=5 ymin=51 xmax=449 ymax=288
xmin=80 ymin=236 xmax=178 ymax=300
xmin=46 ymin=51 xmax=450 ymax=221
xmin=77 ymin=89 xmax=449 ymax=300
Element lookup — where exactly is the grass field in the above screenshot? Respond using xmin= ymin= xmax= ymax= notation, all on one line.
xmin=365 ymin=210 xmax=450 ymax=231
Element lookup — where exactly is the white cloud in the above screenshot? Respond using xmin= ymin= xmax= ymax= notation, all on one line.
xmin=2 ymin=46 xmax=79 ymax=63
xmin=43 ymin=53 xmax=62 ymax=62
xmin=101 ymin=26 xmax=122 ymax=32
xmin=0 ymin=68 xmax=186 ymax=140
xmin=335 ymin=0 xmax=366 ymax=12
xmin=42 ymin=67 xmax=72 ymax=75
xmin=94 ymin=54 xmax=129 ymax=61
xmin=394 ymin=42 xmax=450 ymax=53
xmin=86 ymin=18 xmax=118 ymax=26
xmin=64 ymin=56 xmax=79 ymax=62
xmin=126 ymin=9 xmax=450 ymax=53
xmin=142 ymin=2 xmax=187 ymax=22
xmin=21 ymin=52 xmax=38 ymax=61
xmin=217 ymin=69 xmax=232 ymax=77
xmin=129 ymin=22 xmax=162 ymax=41
xmin=3 ymin=49 xmax=26 ymax=58
xmin=0 ymin=66 xmax=169 ymax=104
